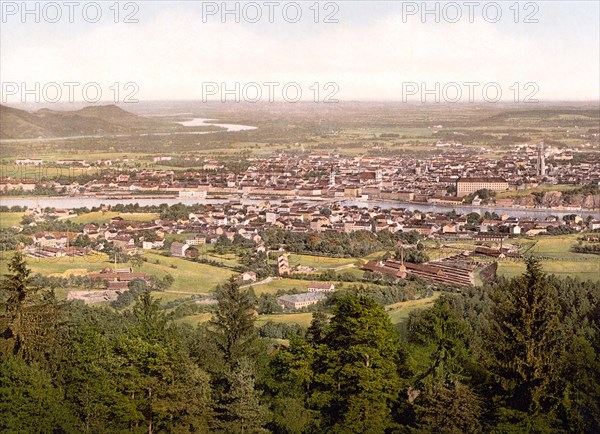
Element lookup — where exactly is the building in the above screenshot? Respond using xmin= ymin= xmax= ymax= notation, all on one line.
xmin=537 ymin=142 xmax=546 ymax=176
xmin=0 ymin=178 xmax=36 ymax=192
xmin=16 ymin=158 xmax=43 ymax=166
xmin=170 ymin=242 xmax=199 ymax=258
xmin=241 ymin=271 xmax=257 ymax=282
xmin=278 ymin=254 xmax=290 ymax=276
xmin=307 ymin=282 xmax=335 ymax=292
xmin=456 ymin=177 xmax=509 ymax=197
xmin=185 ymin=234 xmax=207 ymax=245
xmin=88 ymin=268 xmax=149 ymax=288
xmin=277 ymin=292 xmax=326 ymax=310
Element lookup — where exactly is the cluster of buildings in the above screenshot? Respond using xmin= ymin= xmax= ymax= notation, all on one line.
xmin=18 ymin=200 xmax=598 ymax=264
xmin=5 ymin=143 xmax=598 ymax=206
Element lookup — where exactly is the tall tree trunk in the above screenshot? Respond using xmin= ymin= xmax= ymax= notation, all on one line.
xmin=148 ymin=387 xmax=153 ymax=434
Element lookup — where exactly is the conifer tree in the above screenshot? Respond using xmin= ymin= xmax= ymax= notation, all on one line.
xmin=209 ymin=277 xmax=260 ymax=367
xmin=486 ymin=258 xmax=566 ymax=413
xmin=312 ymin=295 xmax=402 ymax=433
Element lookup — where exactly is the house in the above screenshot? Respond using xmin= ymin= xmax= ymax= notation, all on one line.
xmin=277 ymin=292 xmax=326 ymax=310
xmin=170 ymin=242 xmax=198 ymax=258
xmin=142 ymin=239 xmax=165 ymax=250
xmin=455 ymin=177 xmax=509 ymax=197
xmin=112 ymin=235 xmax=135 ymax=251
xmin=241 ymin=271 xmax=257 ymax=282
xmin=88 ymin=268 xmax=149 ymax=287
xmin=186 ymin=234 xmax=207 ymax=245
xmin=0 ymin=178 xmax=36 ymax=192
xmin=307 ymin=282 xmax=335 ymax=293
xmin=278 ymin=254 xmax=290 ymax=276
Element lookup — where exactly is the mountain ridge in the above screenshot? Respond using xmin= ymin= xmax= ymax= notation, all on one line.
xmin=0 ymin=104 xmax=183 ymax=140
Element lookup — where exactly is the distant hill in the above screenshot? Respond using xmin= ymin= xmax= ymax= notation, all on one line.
xmin=0 ymin=104 xmax=182 ymax=140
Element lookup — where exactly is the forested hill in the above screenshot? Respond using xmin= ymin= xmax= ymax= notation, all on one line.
xmin=0 ymin=104 xmax=184 ymax=140
xmin=0 ymin=253 xmax=599 ymax=433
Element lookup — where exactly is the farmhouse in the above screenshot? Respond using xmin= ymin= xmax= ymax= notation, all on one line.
xmin=277 ymin=292 xmax=326 ymax=310
xmin=170 ymin=242 xmax=199 ymax=258
xmin=307 ymin=282 xmax=335 ymax=293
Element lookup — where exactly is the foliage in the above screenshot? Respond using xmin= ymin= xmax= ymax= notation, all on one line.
xmin=0 ymin=252 xmax=598 ymax=433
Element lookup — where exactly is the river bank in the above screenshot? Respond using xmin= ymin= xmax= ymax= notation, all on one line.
xmin=1 ymin=195 xmax=598 ymax=219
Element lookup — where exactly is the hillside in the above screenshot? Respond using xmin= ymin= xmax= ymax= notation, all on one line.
xmin=0 ymin=104 xmax=185 ymax=140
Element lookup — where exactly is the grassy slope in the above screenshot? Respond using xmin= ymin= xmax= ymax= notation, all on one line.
xmin=0 ymin=212 xmax=25 ymax=228
xmin=0 ymin=251 xmax=234 ymax=295
xmin=386 ymin=292 xmax=442 ymax=325
xmin=497 ymin=235 xmax=599 ymax=281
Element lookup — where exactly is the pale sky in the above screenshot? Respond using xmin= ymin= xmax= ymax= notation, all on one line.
xmin=1 ymin=1 xmax=599 ymax=103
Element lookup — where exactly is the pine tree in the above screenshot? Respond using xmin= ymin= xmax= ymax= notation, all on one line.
xmin=132 ymin=291 xmax=168 ymax=343
xmin=0 ymin=252 xmax=37 ymax=356
xmin=306 ymin=310 xmax=328 ymax=344
xmin=408 ymin=296 xmax=471 ymax=385
xmin=215 ymin=357 xmax=270 ymax=434
xmin=414 ymin=381 xmax=483 ymax=434
xmin=209 ymin=277 xmax=259 ymax=367
xmin=486 ymin=258 xmax=566 ymax=413
xmin=312 ymin=295 xmax=402 ymax=433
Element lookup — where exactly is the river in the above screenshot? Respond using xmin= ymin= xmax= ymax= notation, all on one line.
xmin=176 ymin=118 xmax=257 ymax=131
xmin=0 ymin=118 xmax=257 ymax=143
xmin=1 ymin=196 xmax=597 ymax=219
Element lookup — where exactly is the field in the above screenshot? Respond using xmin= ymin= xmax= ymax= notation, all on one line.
xmin=0 ymin=212 xmax=25 ymax=228
xmin=174 ymin=292 xmax=444 ymax=329
xmin=287 ymin=254 xmax=361 ymax=270
xmin=70 ymin=212 xmax=160 ymax=224
xmin=386 ymin=293 xmax=441 ymax=325
xmin=0 ymin=250 xmax=235 ymax=296
xmin=497 ymin=235 xmax=599 ymax=281
xmin=255 ymin=313 xmax=315 ymax=328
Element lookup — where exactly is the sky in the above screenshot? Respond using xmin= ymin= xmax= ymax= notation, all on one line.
xmin=1 ymin=1 xmax=599 ymax=103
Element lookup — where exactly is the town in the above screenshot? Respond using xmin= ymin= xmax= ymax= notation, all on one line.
xmin=2 ymin=193 xmax=598 ymax=309
xmin=2 ymin=142 xmax=599 ymax=212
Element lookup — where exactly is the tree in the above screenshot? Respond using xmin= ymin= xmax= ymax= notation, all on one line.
xmin=209 ymin=277 xmax=260 ymax=368
xmin=486 ymin=258 xmax=566 ymax=414
xmin=107 ymin=247 xmax=129 ymax=264
xmin=306 ymin=310 xmax=328 ymax=344
xmin=156 ymin=273 xmax=174 ymax=291
xmin=132 ymin=291 xmax=168 ymax=343
xmin=311 ymin=295 xmax=403 ymax=433
xmin=414 ymin=381 xmax=482 ymax=434
xmin=407 ymin=297 xmax=470 ymax=385
xmin=0 ymin=357 xmax=82 ymax=433
xmin=0 ymin=252 xmax=36 ymax=356
xmin=130 ymin=253 xmax=145 ymax=269
xmin=396 ymin=247 xmax=429 ymax=264
xmin=214 ymin=357 xmax=270 ymax=433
